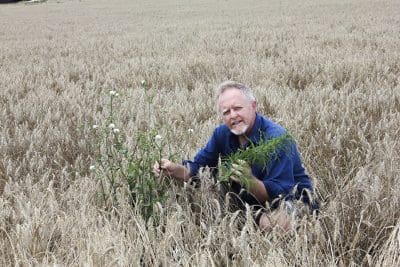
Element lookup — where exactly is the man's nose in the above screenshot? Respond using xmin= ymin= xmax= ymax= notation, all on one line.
xmin=230 ymin=108 xmax=239 ymax=118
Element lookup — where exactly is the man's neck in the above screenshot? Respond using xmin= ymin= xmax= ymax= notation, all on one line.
xmin=238 ymin=135 xmax=248 ymax=146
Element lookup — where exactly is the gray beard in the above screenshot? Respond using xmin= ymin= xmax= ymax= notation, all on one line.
xmin=230 ymin=124 xmax=249 ymax=136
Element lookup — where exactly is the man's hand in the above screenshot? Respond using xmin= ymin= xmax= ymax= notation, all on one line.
xmin=230 ymin=159 xmax=255 ymax=189
xmin=153 ymin=158 xmax=190 ymax=182
xmin=153 ymin=159 xmax=174 ymax=178
xmin=230 ymin=159 xmax=269 ymax=203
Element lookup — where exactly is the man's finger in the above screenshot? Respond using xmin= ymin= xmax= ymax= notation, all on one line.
xmin=154 ymin=161 xmax=160 ymax=169
xmin=235 ymin=160 xmax=249 ymax=170
xmin=236 ymin=159 xmax=250 ymax=169
xmin=160 ymin=158 xmax=171 ymax=167
xmin=232 ymin=169 xmax=242 ymax=177
xmin=153 ymin=161 xmax=164 ymax=177
xmin=153 ymin=167 xmax=160 ymax=177
xmin=236 ymin=159 xmax=247 ymax=165
xmin=231 ymin=163 xmax=243 ymax=171
xmin=230 ymin=175 xmax=240 ymax=183
xmin=156 ymin=171 xmax=165 ymax=183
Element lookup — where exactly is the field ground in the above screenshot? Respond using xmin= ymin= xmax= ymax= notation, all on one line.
xmin=1 ymin=0 xmax=399 ymax=265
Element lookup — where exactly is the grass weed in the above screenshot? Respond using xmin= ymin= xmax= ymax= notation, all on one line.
xmin=219 ymin=133 xmax=293 ymax=187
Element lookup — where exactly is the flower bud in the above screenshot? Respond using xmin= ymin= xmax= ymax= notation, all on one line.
xmin=155 ymin=134 xmax=162 ymax=146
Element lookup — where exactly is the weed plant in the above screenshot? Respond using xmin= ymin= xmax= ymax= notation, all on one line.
xmin=91 ymin=88 xmax=170 ymax=222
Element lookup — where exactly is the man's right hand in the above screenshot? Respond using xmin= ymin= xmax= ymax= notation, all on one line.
xmin=152 ymin=158 xmax=190 ymax=182
xmin=153 ymin=159 xmax=174 ymax=178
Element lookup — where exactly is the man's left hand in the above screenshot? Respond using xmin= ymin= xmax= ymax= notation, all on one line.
xmin=230 ymin=159 xmax=255 ymax=189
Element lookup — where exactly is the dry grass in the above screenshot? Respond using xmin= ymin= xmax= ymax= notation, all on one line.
xmin=1 ymin=0 xmax=399 ymax=265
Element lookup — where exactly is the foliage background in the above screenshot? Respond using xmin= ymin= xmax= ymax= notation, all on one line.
xmin=0 ymin=0 xmax=399 ymax=265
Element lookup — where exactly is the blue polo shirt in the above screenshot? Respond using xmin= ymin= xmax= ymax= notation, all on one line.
xmin=183 ymin=113 xmax=314 ymax=205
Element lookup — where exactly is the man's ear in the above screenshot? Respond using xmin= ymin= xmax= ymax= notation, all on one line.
xmin=252 ymin=100 xmax=257 ymax=111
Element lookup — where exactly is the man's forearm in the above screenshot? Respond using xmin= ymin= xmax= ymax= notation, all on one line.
xmin=247 ymin=177 xmax=269 ymax=204
xmin=157 ymin=159 xmax=191 ymax=182
xmin=171 ymin=164 xmax=191 ymax=182
xmin=230 ymin=160 xmax=269 ymax=204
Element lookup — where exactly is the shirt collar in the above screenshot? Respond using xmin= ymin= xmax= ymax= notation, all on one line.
xmin=246 ymin=112 xmax=264 ymax=144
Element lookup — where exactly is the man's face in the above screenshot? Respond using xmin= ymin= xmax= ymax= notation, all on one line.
xmin=217 ymin=88 xmax=257 ymax=136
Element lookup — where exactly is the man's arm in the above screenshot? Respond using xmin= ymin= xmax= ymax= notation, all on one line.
xmin=153 ymin=128 xmax=222 ymax=182
xmin=230 ymin=160 xmax=269 ymax=204
xmin=247 ymin=178 xmax=269 ymax=204
xmin=261 ymin=143 xmax=296 ymax=201
xmin=230 ymin=141 xmax=297 ymax=205
xmin=153 ymin=159 xmax=190 ymax=182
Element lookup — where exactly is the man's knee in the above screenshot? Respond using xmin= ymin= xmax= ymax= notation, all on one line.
xmin=259 ymin=210 xmax=291 ymax=232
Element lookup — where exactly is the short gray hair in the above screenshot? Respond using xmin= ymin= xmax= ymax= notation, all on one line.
xmin=215 ymin=80 xmax=256 ymax=102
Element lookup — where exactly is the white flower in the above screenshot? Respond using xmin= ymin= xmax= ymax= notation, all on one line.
xmin=89 ymin=165 xmax=96 ymax=171
xmin=115 ymin=93 xmax=120 ymax=97
xmin=141 ymin=80 xmax=146 ymax=86
xmin=155 ymin=134 xmax=162 ymax=146
xmin=188 ymin=128 xmax=194 ymax=134
xmin=108 ymin=123 xmax=115 ymax=129
xmin=113 ymin=128 xmax=120 ymax=134
xmin=109 ymin=90 xmax=117 ymax=96
xmin=92 ymin=124 xmax=99 ymax=129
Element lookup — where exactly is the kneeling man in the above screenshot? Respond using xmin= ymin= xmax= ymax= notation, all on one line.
xmin=153 ymin=81 xmax=318 ymax=231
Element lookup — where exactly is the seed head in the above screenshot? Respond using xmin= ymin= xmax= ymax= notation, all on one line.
xmin=155 ymin=134 xmax=162 ymax=146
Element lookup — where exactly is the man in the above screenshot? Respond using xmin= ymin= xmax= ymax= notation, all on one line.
xmin=153 ymin=81 xmax=317 ymax=231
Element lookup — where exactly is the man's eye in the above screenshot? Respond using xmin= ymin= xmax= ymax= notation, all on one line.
xmin=233 ymin=107 xmax=242 ymax=111
xmin=222 ymin=111 xmax=230 ymax=116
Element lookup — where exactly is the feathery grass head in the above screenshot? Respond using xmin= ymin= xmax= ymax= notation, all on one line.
xmin=220 ymin=133 xmax=294 ymax=183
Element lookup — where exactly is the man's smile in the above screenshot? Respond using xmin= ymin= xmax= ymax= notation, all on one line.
xmin=231 ymin=120 xmax=242 ymax=126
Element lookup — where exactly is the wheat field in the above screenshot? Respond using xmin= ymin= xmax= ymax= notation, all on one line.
xmin=1 ymin=0 xmax=399 ymax=265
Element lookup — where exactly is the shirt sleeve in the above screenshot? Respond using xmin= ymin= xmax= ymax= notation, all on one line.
xmin=182 ymin=128 xmax=221 ymax=177
xmin=261 ymin=143 xmax=296 ymax=201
